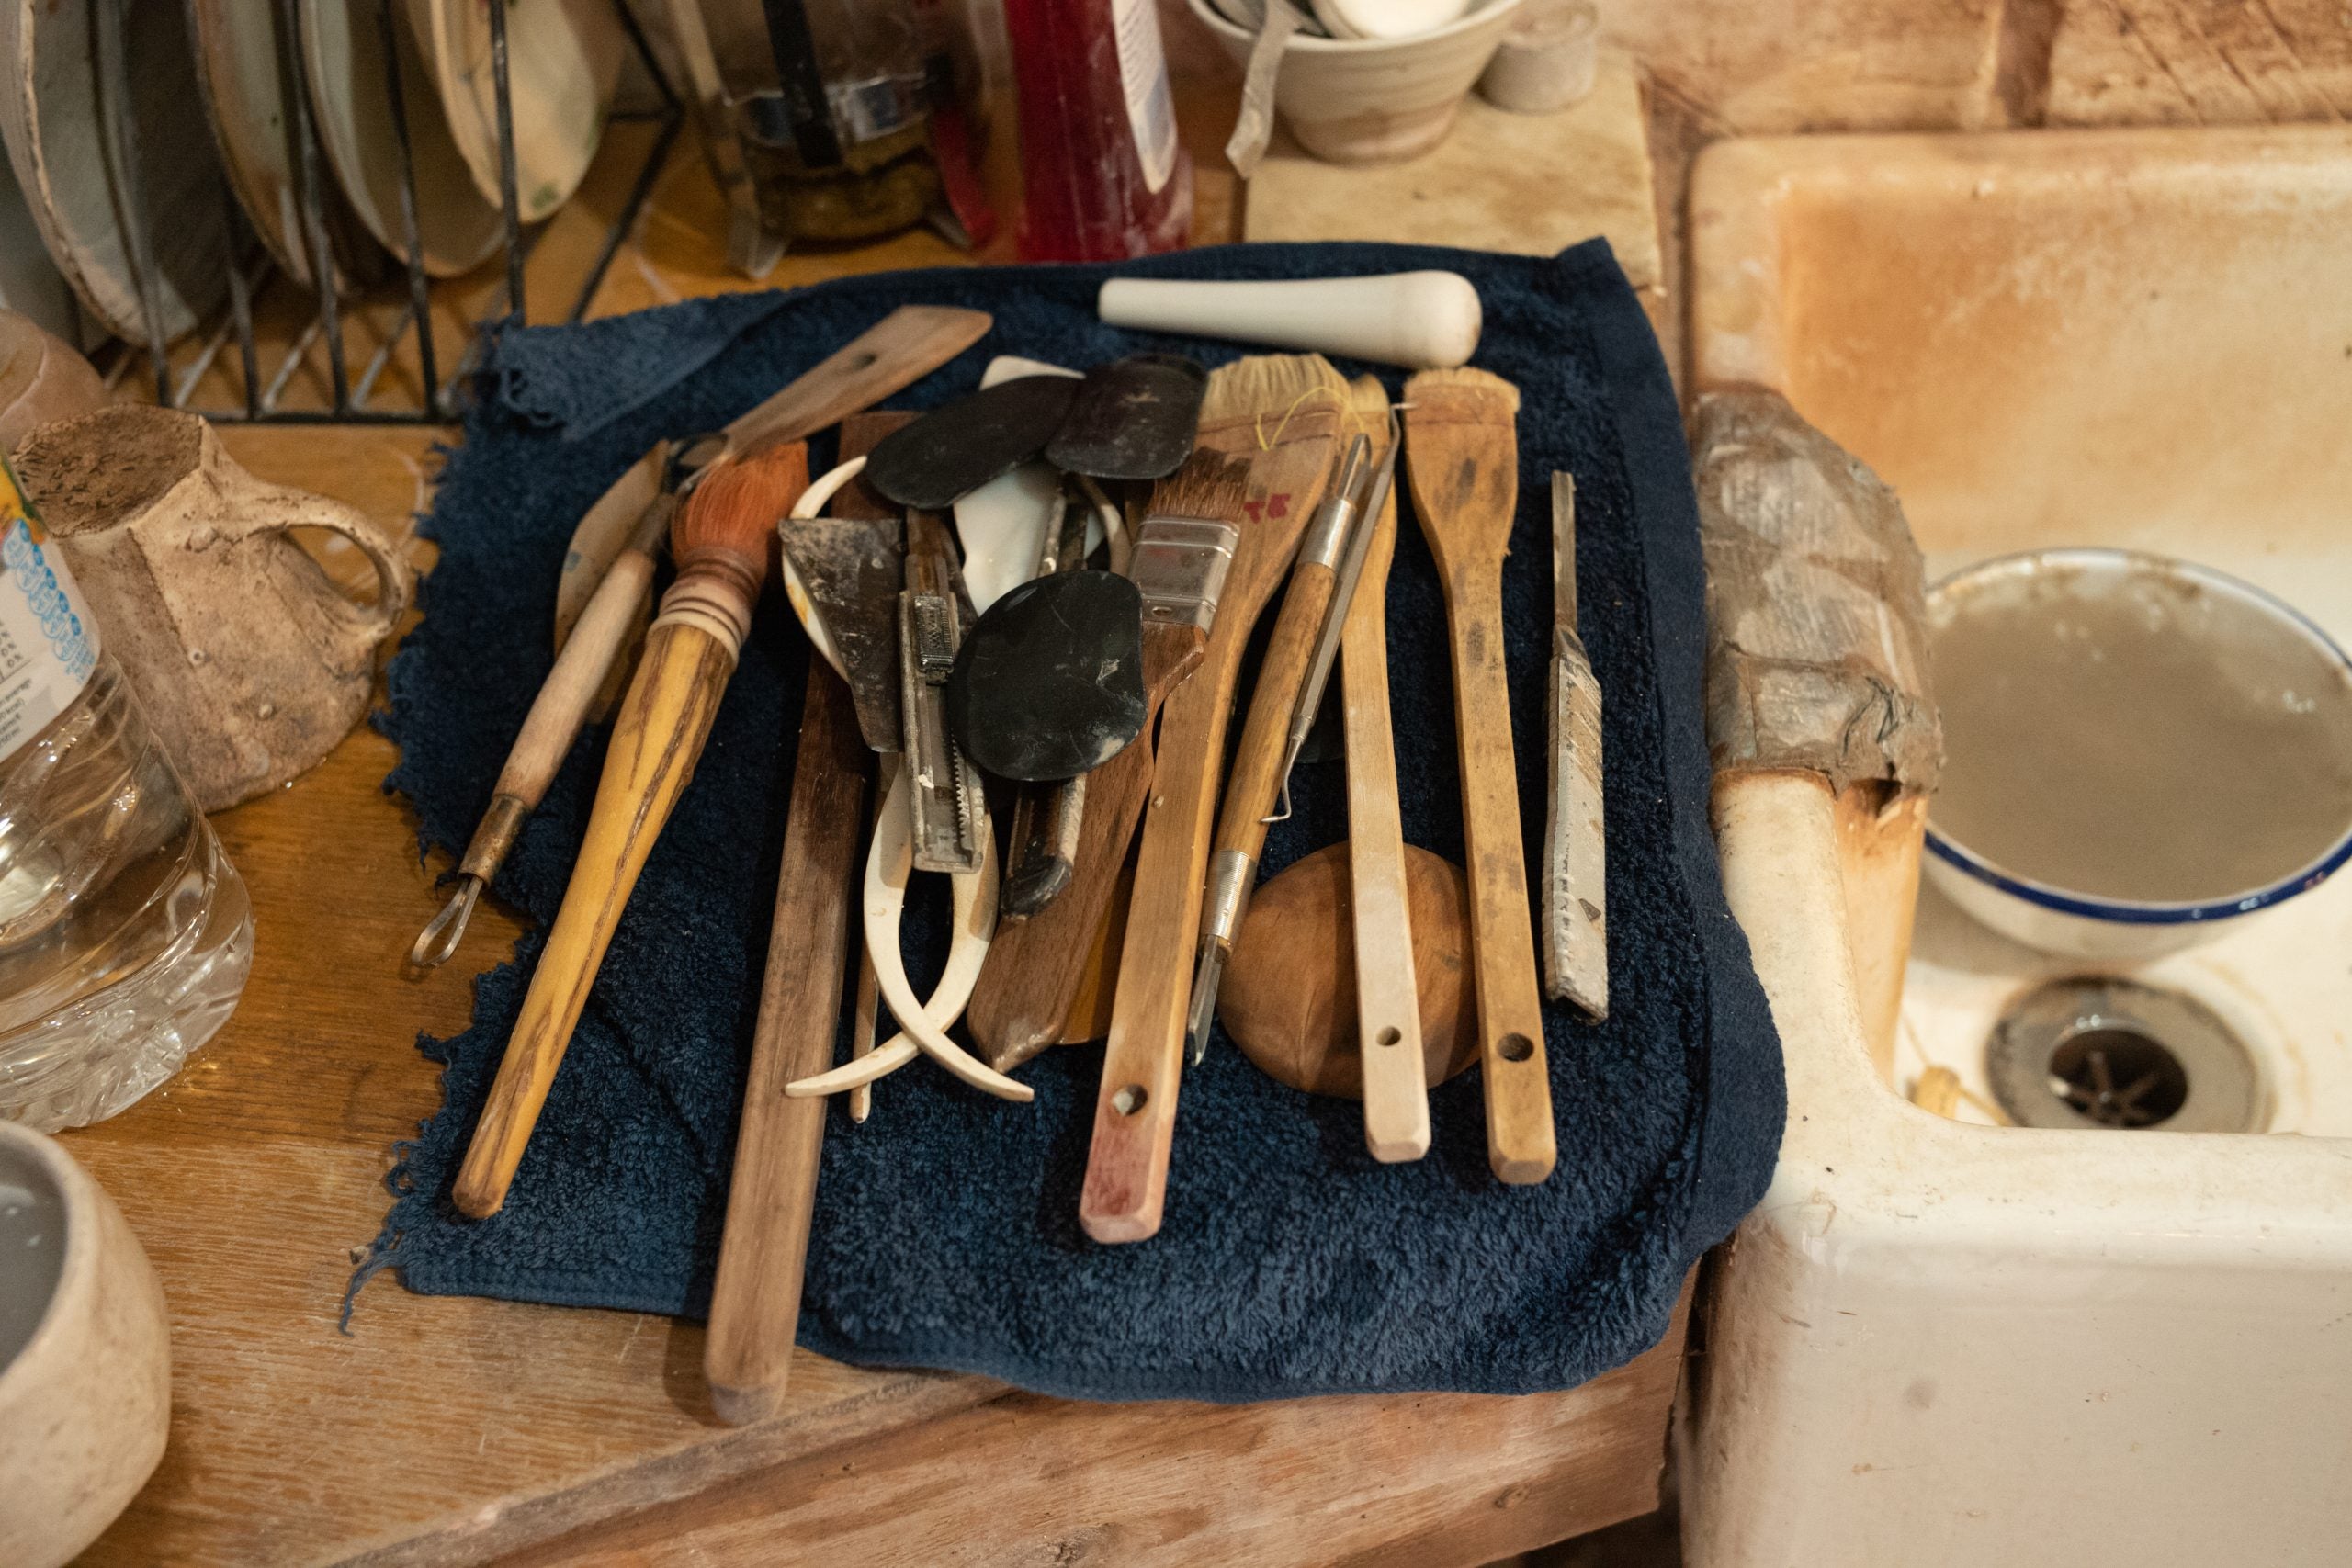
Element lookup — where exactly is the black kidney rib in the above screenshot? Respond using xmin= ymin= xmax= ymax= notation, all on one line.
xmin=863 ymin=375 xmax=1080 ymax=510
xmin=945 ymin=571 xmax=1148 ymax=783
xmin=1045 ymin=354 xmax=1206 ymax=481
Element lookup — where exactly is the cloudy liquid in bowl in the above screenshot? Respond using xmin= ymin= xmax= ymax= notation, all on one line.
xmin=1928 ymin=558 xmax=2352 ymax=905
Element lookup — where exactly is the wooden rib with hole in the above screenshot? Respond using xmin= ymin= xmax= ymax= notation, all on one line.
xmin=1403 ymin=368 xmax=1557 ymax=1185
xmin=1340 ymin=382 xmax=1431 ymax=1161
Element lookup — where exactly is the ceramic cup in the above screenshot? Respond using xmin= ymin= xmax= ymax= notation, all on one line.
xmin=1187 ymin=0 xmax=1528 ymax=165
xmin=0 ymin=1122 xmax=172 ymax=1568
xmin=13 ymin=404 xmax=412 ymax=812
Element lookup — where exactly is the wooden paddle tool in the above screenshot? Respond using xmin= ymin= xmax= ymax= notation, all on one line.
xmin=965 ymin=451 xmax=1247 ymax=1072
xmin=704 ymin=416 xmax=899 ymax=1423
xmin=451 ymin=443 xmax=810 ymax=1220
xmin=1080 ymin=355 xmax=1353 ymax=1244
xmin=1402 ymin=368 xmax=1556 ymax=1185
xmin=553 ymin=305 xmax=991 ymax=644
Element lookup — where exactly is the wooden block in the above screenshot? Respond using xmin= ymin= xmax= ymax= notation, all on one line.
xmin=1241 ymin=51 xmax=1663 ymax=293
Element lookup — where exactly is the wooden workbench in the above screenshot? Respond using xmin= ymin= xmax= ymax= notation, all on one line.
xmin=58 ymin=67 xmax=1689 ymax=1567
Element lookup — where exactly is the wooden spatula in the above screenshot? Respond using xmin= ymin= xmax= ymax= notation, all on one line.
xmin=1402 ymin=367 xmax=1556 ymax=1186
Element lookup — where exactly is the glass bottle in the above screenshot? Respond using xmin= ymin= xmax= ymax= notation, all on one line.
xmin=0 ymin=461 xmax=252 ymax=1131
xmin=1003 ymin=0 xmax=1193 ymax=261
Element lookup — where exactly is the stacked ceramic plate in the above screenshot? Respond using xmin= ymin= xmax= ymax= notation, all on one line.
xmin=0 ymin=0 xmax=626 ymax=349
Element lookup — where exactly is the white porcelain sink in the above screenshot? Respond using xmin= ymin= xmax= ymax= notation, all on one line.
xmin=1682 ymin=124 xmax=2352 ymax=1567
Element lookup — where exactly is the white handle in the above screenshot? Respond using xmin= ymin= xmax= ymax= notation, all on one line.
xmin=1097 ymin=273 xmax=1481 ymax=370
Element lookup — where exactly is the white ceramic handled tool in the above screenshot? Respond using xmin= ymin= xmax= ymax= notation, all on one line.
xmin=1097 ymin=273 xmax=1481 ymax=370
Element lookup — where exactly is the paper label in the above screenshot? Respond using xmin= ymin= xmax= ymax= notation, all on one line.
xmin=1112 ymin=0 xmax=1180 ymax=196
xmin=0 ymin=461 xmax=98 ymax=764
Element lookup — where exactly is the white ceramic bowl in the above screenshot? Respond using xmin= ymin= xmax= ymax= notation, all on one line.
xmin=0 ymin=1122 xmax=171 ymax=1568
xmin=1186 ymin=0 xmax=1528 ymax=165
xmin=1924 ymin=548 xmax=2352 ymax=961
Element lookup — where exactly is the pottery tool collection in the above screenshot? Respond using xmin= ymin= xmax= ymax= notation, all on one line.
xmin=427 ymin=276 xmax=1613 ymax=1396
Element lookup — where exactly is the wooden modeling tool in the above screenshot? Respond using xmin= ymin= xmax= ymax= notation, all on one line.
xmin=1182 ymin=434 xmax=1373 ymax=1066
xmin=1333 ymin=376 xmax=1432 ymax=1159
xmin=704 ymin=656 xmax=869 ymax=1425
xmin=1543 ymin=472 xmax=1608 ymax=1019
xmin=1080 ymin=355 xmax=1352 ymax=1244
xmin=555 ymin=306 xmax=990 ymax=642
xmin=451 ymin=444 xmax=810 ymax=1220
xmin=410 ymin=492 xmax=675 ymax=970
xmin=705 ymin=416 xmax=896 ymax=1422
xmin=966 ymin=451 xmax=1246 ymax=1072
xmin=1219 ymin=841 xmax=1477 ymax=1098
xmin=1403 ymin=367 xmax=1556 ymax=1185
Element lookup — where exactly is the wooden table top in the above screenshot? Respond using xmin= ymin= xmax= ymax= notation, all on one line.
xmin=58 ymin=66 xmax=1686 ymax=1567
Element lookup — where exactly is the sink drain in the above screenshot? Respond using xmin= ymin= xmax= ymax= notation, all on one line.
xmin=1986 ymin=977 xmax=2264 ymax=1133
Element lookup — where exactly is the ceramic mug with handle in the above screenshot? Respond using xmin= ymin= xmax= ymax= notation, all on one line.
xmin=12 ymin=405 xmax=412 ymax=812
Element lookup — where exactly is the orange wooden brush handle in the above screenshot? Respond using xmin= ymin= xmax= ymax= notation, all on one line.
xmin=1211 ymin=557 xmax=1337 ymax=868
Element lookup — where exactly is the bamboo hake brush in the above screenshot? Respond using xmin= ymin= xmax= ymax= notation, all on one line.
xmin=452 ymin=443 xmax=809 ymax=1220
xmin=411 ymin=496 xmax=674 ymax=970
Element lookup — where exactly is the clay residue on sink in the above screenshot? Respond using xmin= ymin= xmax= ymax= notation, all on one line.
xmin=1928 ymin=557 xmax=2352 ymax=903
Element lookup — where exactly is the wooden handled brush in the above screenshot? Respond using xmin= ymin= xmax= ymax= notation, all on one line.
xmin=1080 ymin=355 xmax=1352 ymax=1244
xmin=453 ymin=443 xmax=810 ymax=1220
xmin=1403 ymin=368 xmax=1555 ymax=1185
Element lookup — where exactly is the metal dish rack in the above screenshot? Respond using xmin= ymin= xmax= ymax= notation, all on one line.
xmin=94 ymin=0 xmax=683 ymax=424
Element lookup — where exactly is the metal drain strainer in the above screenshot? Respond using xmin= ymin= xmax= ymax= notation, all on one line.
xmin=1986 ymin=977 xmax=2266 ymax=1133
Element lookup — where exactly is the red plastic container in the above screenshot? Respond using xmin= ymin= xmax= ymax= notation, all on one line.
xmin=1002 ymin=0 xmax=1193 ymax=262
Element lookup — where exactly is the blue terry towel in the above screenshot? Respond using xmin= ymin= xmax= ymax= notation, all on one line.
xmin=366 ymin=240 xmax=1784 ymax=1402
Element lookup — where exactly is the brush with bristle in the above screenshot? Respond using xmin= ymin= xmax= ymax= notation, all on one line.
xmin=967 ymin=449 xmax=1251 ymax=1074
xmin=453 ymin=442 xmax=809 ymax=1220
xmin=1078 ymin=353 xmax=1355 ymax=1245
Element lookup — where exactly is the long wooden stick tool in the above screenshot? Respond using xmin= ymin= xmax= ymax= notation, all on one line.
xmin=704 ymin=416 xmax=896 ymax=1424
xmin=1336 ymin=382 xmax=1430 ymax=1161
xmin=452 ymin=444 xmax=810 ymax=1220
xmin=1403 ymin=369 xmax=1555 ymax=1184
xmin=1080 ymin=354 xmax=1351 ymax=1244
